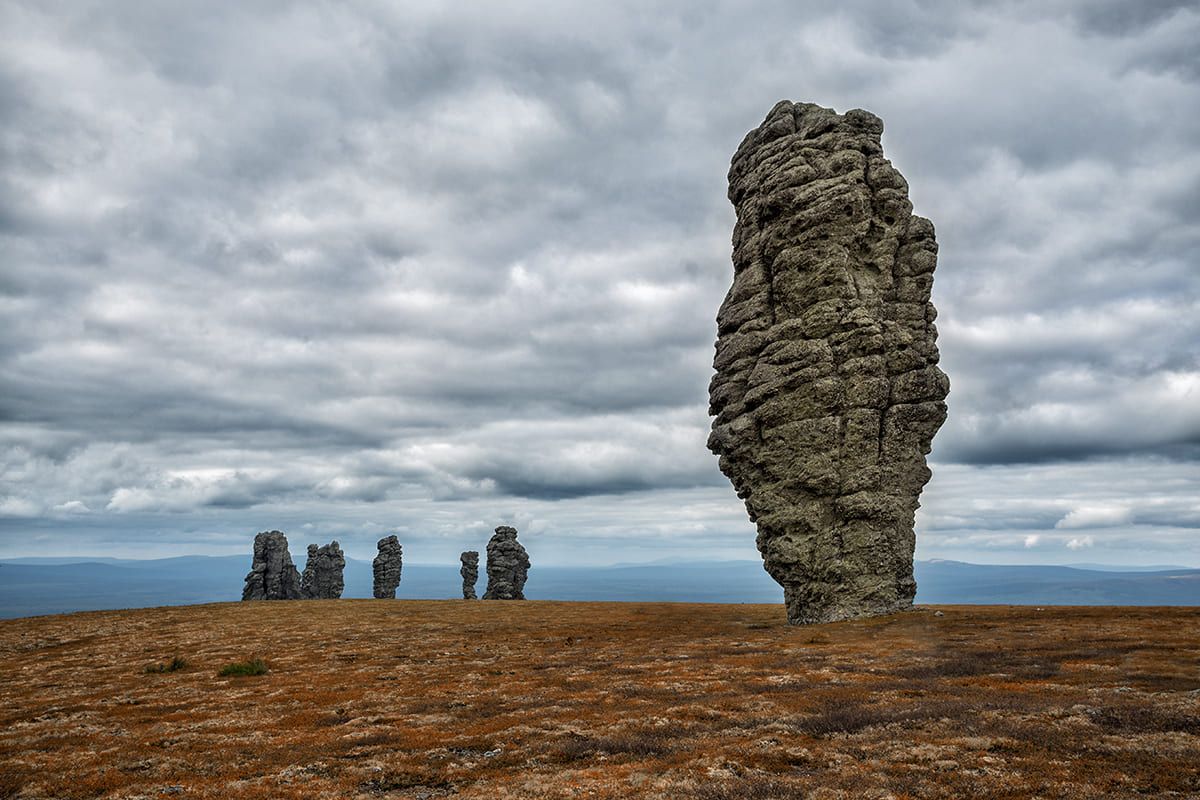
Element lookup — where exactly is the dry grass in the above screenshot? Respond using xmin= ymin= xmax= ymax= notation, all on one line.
xmin=0 ymin=601 xmax=1197 ymax=799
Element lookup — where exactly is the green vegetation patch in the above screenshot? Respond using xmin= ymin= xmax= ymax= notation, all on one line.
xmin=218 ymin=657 xmax=269 ymax=677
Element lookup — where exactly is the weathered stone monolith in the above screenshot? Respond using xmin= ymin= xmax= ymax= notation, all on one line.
xmin=242 ymin=530 xmax=303 ymax=600
xmin=460 ymin=551 xmax=479 ymax=599
xmin=482 ymin=526 xmax=529 ymax=600
xmin=372 ymin=535 xmax=402 ymax=599
xmin=300 ymin=540 xmax=345 ymax=599
xmin=708 ymin=101 xmax=949 ymax=625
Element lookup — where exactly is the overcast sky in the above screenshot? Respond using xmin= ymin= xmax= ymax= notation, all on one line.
xmin=2 ymin=0 xmax=1197 ymax=567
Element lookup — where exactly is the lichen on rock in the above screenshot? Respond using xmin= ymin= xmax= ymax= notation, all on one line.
xmin=300 ymin=541 xmax=345 ymax=599
xmin=460 ymin=550 xmax=479 ymax=600
xmin=242 ymin=530 xmax=303 ymax=601
xmin=708 ymin=101 xmax=949 ymax=625
xmin=372 ymin=535 xmax=403 ymax=599
xmin=482 ymin=526 xmax=529 ymax=600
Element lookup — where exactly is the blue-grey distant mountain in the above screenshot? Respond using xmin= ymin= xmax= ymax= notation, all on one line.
xmin=913 ymin=560 xmax=1200 ymax=605
xmin=1064 ymin=563 xmax=1191 ymax=572
xmin=0 ymin=557 xmax=1196 ymax=619
xmin=0 ymin=556 xmax=130 ymax=565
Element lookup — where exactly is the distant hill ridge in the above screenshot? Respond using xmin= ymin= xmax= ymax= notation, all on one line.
xmin=0 ymin=557 xmax=1197 ymax=619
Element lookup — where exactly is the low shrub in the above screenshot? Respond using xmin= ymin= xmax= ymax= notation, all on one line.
xmin=552 ymin=729 xmax=677 ymax=761
xmin=360 ymin=769 xmax=453 ymax=793
xmin=901 ymin=649 xmax=1061 ymax=680
xmin=0 ymin=768 xmax=24 ymax=800
xmin=144 ymin=656 xmax=188 ymax=674
xmin=218 ymin=657 xmax=268 ymax=677
xmin=793 ymin=696 xmax=974 ymax=737
xmin=693 ymin=776 xmax=804 ymax=800
xmin=1088 ymin=705 xmax=1200 ymax=735
xmin=794 ymin=701 xmax=914 ymax=737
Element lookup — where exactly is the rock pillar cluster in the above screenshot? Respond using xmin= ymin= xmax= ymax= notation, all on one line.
xmin=460 ymin=551 xmax=479 ymax=599
xmin=482 ymin=526 xmax=530 ymax=600
xmin=300 ymin=541 xmax=345 ymax=599
xmin=238 ymin=528 xmax=532 ymax=603
xmin=708 ymin=101 xmax=949 ymax=625
xmin=242 ymin=531 xmax=303 ymax=600
xmin=373 ymin=535 xmax=403 ymax=599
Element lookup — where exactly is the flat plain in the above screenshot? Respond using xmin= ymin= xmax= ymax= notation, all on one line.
xmin=1 ymin=601 xmax=1197 ymax=799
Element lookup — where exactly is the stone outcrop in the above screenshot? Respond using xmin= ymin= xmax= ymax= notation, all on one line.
xmin=460 ymin=551 xmax=479 ymax=599
xmin=708 ymin=101 xmax=949 ymax=625
xmin=372 ymin=535 xmax=403 ymax=599
xmin=242 ymin=530 xmax=303 ymax=600
xmin=482 ymin=526 xmax=530 ymax=600
xmin=300 ymin=540 xmax=345 ymax=599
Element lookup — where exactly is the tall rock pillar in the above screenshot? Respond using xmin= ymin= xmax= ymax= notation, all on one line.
xmin=373 ymin=535 xmax=403 ymax=599
xmin=460 ymin=551 xmax=479 ymax=600
xmin=708 ymin=101 xmax=949 ymax=624
xmin=242 ymin=530 xmax=303 ymax=600
xmin=300 ymin=540 xmax=345 ymax=599
xmin=482 ymin=526 xmax=530 ymax=600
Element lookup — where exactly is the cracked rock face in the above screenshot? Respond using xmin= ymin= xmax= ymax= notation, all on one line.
xmin=460 ymin=551 xmax=479 ymax=600
xmin=372 ymin=535 xmax=403 ymax=599
xmin=708 ymin=101 xmax=949 ymax=625
xmin=300 ymin=541 xmax=345 ymax=599
xmin=482 ymin=527 xmax=529 ymax=600
xmin=242 ymin=531 xmax=303 ymax=600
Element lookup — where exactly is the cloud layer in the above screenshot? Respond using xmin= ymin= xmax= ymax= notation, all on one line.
xmin=2 ymin=1 xmax=1197 ymax=565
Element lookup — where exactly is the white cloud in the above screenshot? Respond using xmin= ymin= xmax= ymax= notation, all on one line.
xmin=106 ymin=488 xmax=172 ymax=514
xmin=0 ymin=497 xmax=40 ymax=518
xmin=1066 ymin=535 xmax=1094 ymax=550
xmin=52 ymin=500 xmax=90 ymax=514
xmin=1056 ymin=505 xmax=1134 ymax=529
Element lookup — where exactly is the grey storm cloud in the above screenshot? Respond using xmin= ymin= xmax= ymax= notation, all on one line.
xmin=1 ymin=0 xmax=1197 ymax=565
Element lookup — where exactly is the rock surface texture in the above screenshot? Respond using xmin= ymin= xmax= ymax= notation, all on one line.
xmin=372 ymin=536 xmax=403 ymax=599
xmin=708 ymin=101 xmax=949 ymax=625
xmin=460 ymin=551 xmax=479 ymax=600
xmin=482 ymin=527 xmax=530 ymax=600
xmin=300 ymin=541 xmax=345 ymax=599
xmin=242 ymin=531 xmax=303 ymax=601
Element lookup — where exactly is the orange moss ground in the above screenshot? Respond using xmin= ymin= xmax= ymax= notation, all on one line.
xmin=1 ymin=601 xmax=1197 ymax=799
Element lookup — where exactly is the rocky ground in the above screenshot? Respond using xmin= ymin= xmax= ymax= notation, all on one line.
xmin=0 ymin=601 xmax=1197 ymax=799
